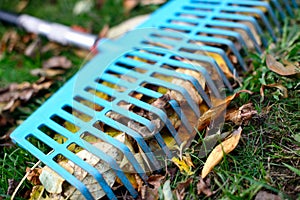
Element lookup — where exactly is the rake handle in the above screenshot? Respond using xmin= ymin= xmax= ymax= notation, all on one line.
xmin=0 ymin=10 xmax=99 ymax=50
xmin=0 ymin=10 xmax=20 ymax=26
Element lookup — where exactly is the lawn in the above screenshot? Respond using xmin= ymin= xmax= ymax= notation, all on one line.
xmin=0 ymin=1 xmax=299 ymax=200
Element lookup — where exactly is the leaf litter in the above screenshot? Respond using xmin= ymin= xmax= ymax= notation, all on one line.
xmin=0 ymin=77 xmax=52 ymax=113
xmin=5 ymin=3 xmax=299 ymax=199
xmin=19 ymin=52 xmax=259 ymax=199
xmin=266 ymin=54 xmax=300 ymax=76
xmin=201 ymin=127 xmax=243 ymax=179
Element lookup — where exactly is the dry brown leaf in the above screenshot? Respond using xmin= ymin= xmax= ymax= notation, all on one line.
xmin=168 ymin=68 xmax=206 ymax=105
xmin=64 ymin=142 xmax=123 ymax=199
xmin=225 ymin=103 xmax=258 ymax=125
xmin=201 ymin=127 xmax=242 ymax=178
xmin=174 ymin=178 xmax=193 ymax=200
xmin=254 ymin=191 xmax=281 ymax=200
xmin=31 ymin=68 xmax=65 ymax=77
xmin=196 ymin=177 xmax=213 ymax=197
xmin=1 ymin=30 xmax=21 ymax=52
xmin=260 ymin=83 xmax=288 ymax=102
xmin=26 ymin=167 xmax=42 ymax=185
xmin=25 ymin=37 xmax=41 ymax=58
xmin=140 ymin=175 xmax=165 ymax=200
xmin=42 ymin=56 xmax=72 ymax=69
xmin=6 ymin=179 xmax=19 ymax=196
xmin=266 ymin=54 xmax=300 ymax=76
xmin=196 ymin=90 xmax=252 ymax=131
xmin=0 ymin=78 xmax=52 ymax=112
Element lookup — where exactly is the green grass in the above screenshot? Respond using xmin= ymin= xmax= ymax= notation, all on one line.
xmin=167 ymin=12 xmax=300 ymax=200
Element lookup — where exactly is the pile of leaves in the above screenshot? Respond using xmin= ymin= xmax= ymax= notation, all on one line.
xmin=18 ymin=51 xmax=261 ymax=200
xmin=1 ymin=1 xmax=299 ymax=200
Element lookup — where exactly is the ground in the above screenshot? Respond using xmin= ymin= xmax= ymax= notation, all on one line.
xmin=0 ymin=1 xmax=299 ymax=200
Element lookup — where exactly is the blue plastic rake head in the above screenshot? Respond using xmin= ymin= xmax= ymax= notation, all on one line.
xmin=10 ymin=0 xmax=297 ymax=199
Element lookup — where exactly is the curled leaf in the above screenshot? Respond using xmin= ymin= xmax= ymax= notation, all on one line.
xmin=172 ymin=157 xmax=194 ymax=175
xmin=266 ymin=54 xmax=299 ymax=76
xmin=260 ymin=83 xmax=288 ymax=102
xmin=225 ymin=103 xmax=258 ymax=125
xmin=196 ymin=90 xmax=252 ymax=131
xmin=201 ymin=127 xmax=242 ymax=178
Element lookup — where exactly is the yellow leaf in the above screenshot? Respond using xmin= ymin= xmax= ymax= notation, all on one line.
xmin=53 ymin=134 xmax=67 ymax=144
xmin=163 ymin=135 xmax=177 ymax=150
xmin=29 ymin=186 xmax=46 ymax=200
xmin=183 ymin=154 xmax=195 ymax=168
xmin=201 ymin=127 xmax=242 ymax=178
xmin=172 ymin=157 xmax=194 ymax=175
xmin=64 ymin=121 xmax=79 ymax=133
xmin=206 ymin=52 xmax=235 ymax=78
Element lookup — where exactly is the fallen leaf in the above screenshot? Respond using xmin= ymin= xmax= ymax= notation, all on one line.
xmin=172 ymin=157 xmax=194 ymax=175
xmin=260 ymin=83 xmax=288 ymax=102
xmin=29 ymin=185 xmax=47 ymax=200
xmin=31 ymin=69 xmax=65 ymax=77
xmin=196 ymin=90 xmax=252 ymax=131
xmin=26 ymin=167 xmax=42 ymax=185
xmin=163 ymin=180 xmax=174 ymax=200
xmin=39 ymin=166 xmax=65 ymax=194
xmin=206 ymin=52 xmax=235 ymax=79
xmin=140 ymin=175 xmax=165 ymax=200
xmin=73 ymin=0 xmax=94 ymax=15
xmin=201 ymin=127 xmax=242 ymax=178
xmin=168 ymin=68 xmax=206 ymax=105
xmin=64 ymin=142 xmax=123 ymax=199
xmin=6 ymin=179 xmax=19 ymax=196
xmin=266 ymin=54 xmax=300 ymax=76
xmin=0 ymin=78 xmax=52 ymax=113
xmin=1 ymin=30 xmax=21 ymax=52
xmin=182 ymin=154 xmax=194 ymax=168
xmin=254 ymin=191 xmax=281 ymax=200
xmin=196 ymin=177 xmax=213 ymax=197
xmin=225 ymin=103 xmax=258 ymax=125
xmin=174 ymin=178 xmax=193 ymax=200
xmin=42 ymin=56 xmax=72 ymax=69
xmin=25 ymin=37 xmax=41 ymax=58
